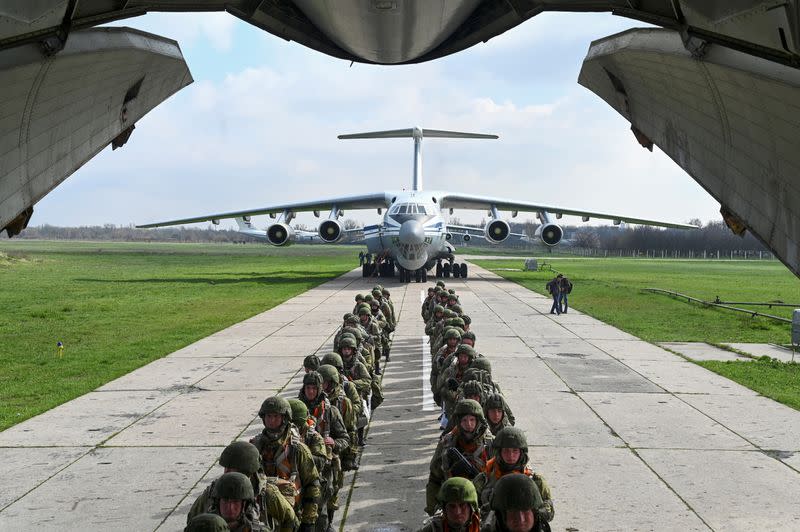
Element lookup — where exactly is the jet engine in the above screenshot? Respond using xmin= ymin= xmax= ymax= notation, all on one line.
xmin=484 ymin=219 xmax=510 ymax=243
xmin=318 ymin=219 xmax=343 ymax=243
xmin=537 ymin=223 xmax=563 ymax=246
xmin=463 ymin=233 xmax=471 ymax=242
xmin=266 ymin=223 xmax=294 ymax=246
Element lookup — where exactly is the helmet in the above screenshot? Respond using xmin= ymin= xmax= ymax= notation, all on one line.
xmin=185 ymin=513 xmax=229 ymax=532
xmin=345 ymin=314 xmax=359 ymax=324
xmin=446 ymin=317 xmax=465 ymax=329
xmin=461 ymin=380 xmax=483 ymax=400
xmin=443 ymin=310 xmax=457 ymax=319
xmin=373 ymin=284 xmax=383 ymax=292
xmin=258 ymin=396 xmax=291 ymax=419
xmin=382 ymin=289 xmax=390 ymax=297
xmin=453 ymin=399 xmax=485 ymax=421
xmin=318 ymin=364 xmax=340 ymax=385
xmin=462 ymin=331 xmax=476 ymax=343
xmin=303 ymin=354 xmax=320 ymax=371
xmin=436 ymin=280 xmax=446 ymax=288
xmin=303 ymin=371 xmax=323 ymax=388
xmin=484 ymin=393 xmax=506 ymax=411
xmin=489 ymin=473 xmax=543 ymax=513
xmin=357 ymin=305 xmax=371 ymax=316
xmin=212 ymin=472 xmax=255 ymax=501
xmin=451 ymin=305 xmax=463 ymax=314
xmin=448 ymin=289 xmax=456 ymax=294
xmin=364 ymin=294 xmax=374 ymax=302
xmin=433 ymin=304 xmax=445 ymax=314
xmin=455 ymin=344 xmax=477 ymax=362
xmin=342 ymin=312 xmax=355 ymax=322
xmin=342 ymin=326 xmax=363 ymax=340
xmin=470 ymin=357 xmax=491 ymax=374
xmin=461 ymin=315 xmax=472 ymax=326
xmin=371 ymin=288 xmax=382 ymax=297
xmin=287 ymin=398 xmax=309 ymax=427
xmin=219 ymin=441 xmax=260 ymax=476
xmin=320 ymin=353 xmax=344 ymax=371
xmin=443 ymin=328 xmax=462 ymax=341
xmin=437 ymin=477 xmax=479 ymax=512
xmin=355 ymin=294 xmax=365 ymax=301
xmin=370 ymin=300 xmax=380 ymax=308
xmin=339 ymin=336 xmax=357 ymax=350
xmin=493 ymin=426 xmax=528 ymax=451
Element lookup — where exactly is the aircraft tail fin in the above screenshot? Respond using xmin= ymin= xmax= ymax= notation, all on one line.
xmin=338 ymin=127 xmax=498 ymax=191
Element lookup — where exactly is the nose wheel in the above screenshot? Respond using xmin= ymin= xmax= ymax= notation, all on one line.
xmin=399 ymin=268 xmax=427 ymax=283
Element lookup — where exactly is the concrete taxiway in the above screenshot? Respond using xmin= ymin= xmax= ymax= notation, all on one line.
xmin=2 ymin=263 xmax=800 ymax=531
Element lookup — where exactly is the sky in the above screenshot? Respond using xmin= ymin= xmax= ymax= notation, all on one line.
xmin=32 ymin=10 xmax=721 ymax=231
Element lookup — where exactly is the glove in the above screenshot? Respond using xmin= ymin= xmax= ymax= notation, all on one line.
xmin=447 ymin=378 xmax=459 ymax=391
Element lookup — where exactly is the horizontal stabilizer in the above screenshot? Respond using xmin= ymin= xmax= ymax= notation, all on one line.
xmin=338 ymin=127 xmax=497 ymax=140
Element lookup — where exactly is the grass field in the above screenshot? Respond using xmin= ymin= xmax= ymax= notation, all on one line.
xmin=0 ymin=241 xmax=356 ymax=431
xmin=474 ymin=257 xmax=800 ymax=410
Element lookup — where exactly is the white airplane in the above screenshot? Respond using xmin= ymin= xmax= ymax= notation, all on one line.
xmin=138 ymin=127 xmax=695 ymax=282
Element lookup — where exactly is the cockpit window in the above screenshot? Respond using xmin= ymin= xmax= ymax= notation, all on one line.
xmin=417 ymin=205 xmax=427 ymax=214
xmin=398 ymin=205 xmax=408 ymax=214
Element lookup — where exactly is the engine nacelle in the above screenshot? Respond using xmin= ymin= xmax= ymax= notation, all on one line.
xmin=463 ymin=233 xmax=471 ymax=242
xmin=538 ymin=223 xmax=563 ymax=246
xmin=445 ymin=232 xmax=453 ymax=241
xmin=484 ymin=219 xmax=510 ymax=243
xmin=266 ymin=223 xmax=294 ymax=246
xmin=318 ymin=219 xmax=343 ymax=243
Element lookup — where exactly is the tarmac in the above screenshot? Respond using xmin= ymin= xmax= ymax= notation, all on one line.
xmin=2 ymin=263 xmax=800 ymax=531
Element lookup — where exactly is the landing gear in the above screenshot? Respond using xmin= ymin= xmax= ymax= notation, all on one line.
xmin=415 ymin=269 xmax=422 ymax=283
xmin=452 ymin=263 xmax=460 ymax=278
xmin=435 ymin=261 xmax=443 ymax=278
xmin=460 ymin=263 xmax=468 ymax=279
xmin=442 ymin=262 xmax=451 ymax=278
xmin=422 ymin=268 xmax=428 ymax=282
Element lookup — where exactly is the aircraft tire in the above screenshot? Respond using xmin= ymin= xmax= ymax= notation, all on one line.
xmin=442 ymin=263 xmax=450 ymax=278
xmin=415 ymin=269 xmax=422 ymax=283
xmin=435 ymin=262 xmax=442 ymax=278
xmin=422 ymin=269 xmax=428 ymax=282
xmin=362 ymin=264 xmax=368 ymax=277
xmin=460 ymin=263 xmax=468 ymax=278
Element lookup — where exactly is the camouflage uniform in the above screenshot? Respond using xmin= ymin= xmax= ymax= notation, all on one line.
xmin=250 ymin=397 xmax=321 ymax=529
xmin=437 ymin=345 xmax=479 ymax=419
xmin=472 ymin=427 xmax=554 ymax=522
xmin=416 ymin=477 xmax=481 ymax=532
xmin=195 ymin=472 xmax=267 ymax=532
xmin=425 ymin=400 xmax=493 ymax=515
xmin=483 ymin=393 xmax=513 ymax=436
xmin=358 ymin=305 xmax=384 ymax=373
xmin=318 ymin=363 xmax=359 ymax=471
xmin=479 ymin=473 xmax=550 ymax=532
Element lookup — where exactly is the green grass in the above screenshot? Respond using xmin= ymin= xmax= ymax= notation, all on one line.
xmin=0 ymin=241 xmax=357 ymax=431
xmin=696 ymin=358 xmax=800 ymax=410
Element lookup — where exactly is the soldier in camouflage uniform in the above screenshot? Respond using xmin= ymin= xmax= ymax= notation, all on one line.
xmin=353 ymin=294 xmax=365 ymax=315
xmin=297 ymin=371 xmax=350 ymax=530
xmin=417 ymin=477 xmax=481 ymax=532
xmin=432 ymin=317 xmax=465 ymax=355
xmin=430 ymin=328 xmax=462 ymax=406
xmin=303 ymin=354 xmax=320 ymax=374
xmin=437 ymin=345 xmax=479 ymax=422
xmin=472 ymin=427 xmax=554 ymax=522
xmin=200 ymin=472 xmax=265 ymax=531
xmin=424 ymin=305 xmax=445 ymax=342
xmin=425 ymin=400 xmax=493 ymax=515
xmin=484 ymin=393 xmax=512 ymax=436
xmin=188 ymin=441 xmax=297 ymax=531
xmin=185 ymin=513 xmax=229 ymax=532
xmin=422 ymin=287 xmax=436 ymax=321
xmin=358 ymin=304 xmax=384 ymax=375
xmin=480 ymin=473 xmax=550 ymax=532
xmin=338 ymin=327 xmax=383 ymax=412
xmin=318 ymin=363 xmax=359 ymax=471
xmin=337 ymin=335 xmax=376 ymax=441
xmin=250 ymin=396 xmax=321 ymax=532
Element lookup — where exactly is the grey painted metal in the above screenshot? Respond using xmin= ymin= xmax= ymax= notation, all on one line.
xmin=579 ymin=28 xmax=800 ymax=277
xmin=793 ymin=309 xmax=800 ymax=346
xmin=645 ymin=288 xmax=792 ymax=323
xmin=0 ymin=26 xmax=192 ymax=236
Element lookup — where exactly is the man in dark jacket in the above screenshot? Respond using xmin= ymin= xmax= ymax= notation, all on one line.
xmin=558 ymin=276 xmax=573 ymax=314
xmin=545 ymin=275 xmax=562 ymax=315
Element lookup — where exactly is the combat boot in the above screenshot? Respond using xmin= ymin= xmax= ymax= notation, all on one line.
xmin=357 ymin=427 xmax=366 ymax=447
xmin=326 ymin=510 xmax=336 ymax=532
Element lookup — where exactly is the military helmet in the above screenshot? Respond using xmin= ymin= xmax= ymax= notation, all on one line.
xmin=437 ymin=477 xmax=479 ymax=512
xmin=185 ymin=513 xmax=230 ymax=532
xmin=258 ymin=396 xmax=291 ymax=419
xmin=371 ymin=288 xmax=382 ymax=297
xmin=428 ymin=287 xmax=435 ymax=293
xmin=456 ymin=344 xmax=478 ymax=361
xmin=357 ymin=305 xmax=372 ymax=316
xmin=373 ymin=284 xmax=383 ymax=292
xmin=470 ymin=357 xmax=491 ymax=373
xmin=303 ymin=354 xmax=320 ymax=371
xmin=436 ymin=280 xmax=446 ymax=288
xmin=454 ymin=399 xmax=485 ymax=421
xmin=443 ymin=328 xmax=462 ymax=341
xmin=461 ymin=331 xmax=476 ymax=342
xmin=213 ymin=471 xmax=255 ymax=501
xmin=493 ymin=426 xmax=528 ymax=451
xmin=321 ymin=353 xmax=344 ymax=371
xmin=446 ymin=317 xmax=466 ymax=329
xmin=433 ymin=304 xmax=445 ymax=314
xmin=443 ymin=309 xmax=457 ymax=319
xmin=461 ymin=380 xmax=484 ymax=400
xmin=287 ymin=398 xmax=309 ymax=427
xmin=364 ymin=294 xmax=374 ymax=302
xmin=450 ymin=304 xmax=463 ymax=314
xmin=484 ymin=393 xmax=506 ymax=411
xmin=303 ymin=370 xmax=323 ymax=388
xmin=448 ymin=289 xmax=456 ymax=294
xmin=342 ymin=326 xmax=363 ymax=340
xmin=382 ymin=289 xmax=390 ymax=297
xmin=370 ymin=299 xmax=380 ymax=308
xmin=342 ymin=312 xmax=355 ymax=322
xmin=219 ymin=441 xmax=260 ymax=476
xmin=318 ymin=364 xmax=340 ymax=385
xmin=345 ymin=314 xmax=359 ymax=324
xmin=339 ymin=336 xmax=357 ymax=349
xmin=461 ymin=368 xmax=481 ymax=383
xmin=355 ymin=294 xmax=365 ymax=301
xmin=461 ymin=315 xmax=472 ymax=326
xmin=490 ymin=473 xmax=544 ymax=513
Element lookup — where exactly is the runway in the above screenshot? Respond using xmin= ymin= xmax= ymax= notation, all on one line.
xmin=2 ymin=263 xmax=800 ymax=530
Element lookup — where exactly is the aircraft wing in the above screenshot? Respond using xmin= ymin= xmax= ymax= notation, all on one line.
xmin=439 ymin=193 xmax=697 ymax=229
xmin=137 ymin=192 xmax=393 ymax=228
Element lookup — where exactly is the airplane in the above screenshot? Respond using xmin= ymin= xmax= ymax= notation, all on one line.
xmin=137 ymin=127 xmax=696 ymax=283
xmin=234 ymin=217 xmax=324 ymax=243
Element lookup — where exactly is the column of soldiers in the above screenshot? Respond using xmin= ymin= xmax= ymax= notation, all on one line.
xmin=185 ymin=285 xmax=395 ymax=532
xmin=419 ymin=281 xmax=555 ymax=532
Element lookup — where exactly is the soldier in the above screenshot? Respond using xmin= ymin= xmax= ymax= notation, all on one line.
xmin=250 ymin=396 xmax=321 ymax=532
xmin=425 ymin=400 xmax=493 ymax=515
xmin=442 ymin=381 xmax=486 ymax=433
xmin=481 ymin=474 xmax=550 ymax=532
xmin=201 ymin=472 xmax=265 ymax=531
xmin=422 ymin=286 xmax=436 ymax=321
xmin=484 ymin=393 xmax=512 ymax=435
xmin=372 ymin=287 xmax=395 ymax=330
xmin=472 ymin=427 xmax=554 ymax=522
xmin=461 ymin=331 xmax=476 ymax=348
xmin=337 ymin=336 xmax=375 ymax=441
xmin=185 ymin=513 xmax=230 ymax=532
xmin=417 ymin=477 xmax=481 ymax=532
xmin=297 ymin=371 xmax=350 ymax=530
xmin=353 ymin=294 xmax=365 ymax=315
xmin=339 ymin=327 xmax=383 ymax=412
xmin=461 ymin=315 xmax=471 ymax=333
xmin=188 ymin=441 xmax=296 ymax=530
xmin=430 ymin=328 xmax=462 ymax=406
xmin=438 ymin=345 xmax=478 ymax=422
xmin=303 ymin=355 xmax=320 ymax=374
xmin=357 ymin=304 xmax=384 ymax=375
xmin=318 ymin=363 xmax=359 ymax=471
xmin=368 ymin=298 xmax=391 ymax=360
xmin=425 ymin=305 xmax=445 ymax=339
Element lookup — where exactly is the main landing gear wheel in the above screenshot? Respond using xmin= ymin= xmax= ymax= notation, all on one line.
xmin=460 ymin=263 xmax=468 ymax=278
xmin=435 ymin=262 xmax=443 ymax=278
xmin=452 ymin=264 xmax=460 ymax=278
xmin=442 ymin=263 xmax=451 ymax=278
xmin=422 ymin=269 xmax=428 ymax=282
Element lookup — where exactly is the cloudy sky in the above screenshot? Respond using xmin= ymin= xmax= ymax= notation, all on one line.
xmin=34 ymin=10 xmax=720 ymax=230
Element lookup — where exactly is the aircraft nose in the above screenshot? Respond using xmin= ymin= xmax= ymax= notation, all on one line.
xmin=399 ymin=219 xmax=425 ymax=245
